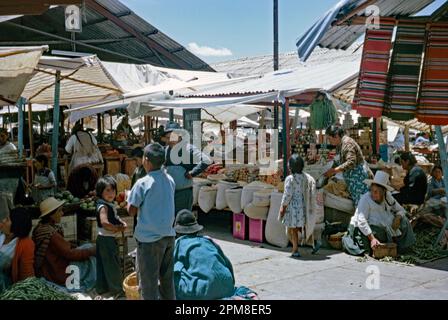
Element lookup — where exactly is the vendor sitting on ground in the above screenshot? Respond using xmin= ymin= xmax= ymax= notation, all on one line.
xmin=0 ymin=128 xmax=16 ymax=152
xmin=0 ymin=207 xmax=35 ymax=293
xmin=343 ymin=171 xmax=416 ymax=256
xmin=32 ymin=197 xmax=96 ymax=290
xmin=173 ymin=209 xmax=235 ymax=300
xmin=393 ymin=152 xmax=428 ymax=206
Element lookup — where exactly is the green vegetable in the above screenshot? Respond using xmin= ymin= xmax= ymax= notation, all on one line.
xmin=0 ymin=277 xmax=76 ymax=300
xmin=68 ymin=195 xmax=74 ymax=201
xmin=62 ymin=191 xmax=71 ymax=198
xmin=55 ymin=193 xmax=62 ymax=199
xmin=72 ymin=197 xmax=80 ymax=203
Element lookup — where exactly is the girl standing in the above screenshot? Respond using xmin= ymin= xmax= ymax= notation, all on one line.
xmin=279 ymin=154 xmax=318 ymax=258
xmin=95 ymin=175 xmax=127 ymax=298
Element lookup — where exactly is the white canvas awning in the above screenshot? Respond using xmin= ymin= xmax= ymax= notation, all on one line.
xmin=21 ymin=55 xmax=123 ymax=105
xmin=0 ymin=46 xmax=48 ymax=106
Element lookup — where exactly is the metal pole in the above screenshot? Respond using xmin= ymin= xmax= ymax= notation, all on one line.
xmin=51 ymin=71 xmax=61 ymax=180
xmin=282 ymin=99 xmax=290 ymax=176
xmin=169 ymin=109 xmax=174 ymax=122
xmin=273 ymin=0 xmax=279 ymax=136
xmin=17 ymin=97 xmax=24 ymax=158
xmin=434 ymin=126 xmax=448 ymax=248
xmin=273 ymin=0 xmax=279 ymax=71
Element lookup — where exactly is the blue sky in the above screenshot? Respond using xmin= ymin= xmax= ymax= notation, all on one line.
xmin=121 ymin=0 xmax=447 ymax=64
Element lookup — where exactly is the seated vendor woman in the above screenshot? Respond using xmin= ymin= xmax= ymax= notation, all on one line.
xmin=393 ymin=152 xmax=427 ymax=206
xmin=0 ymin=208 xmax=35 ymax=292
xmin=173 ymin=210 xmax=235 ymax=300
xmin=342 ymin=171 xmax=416 ymax=256
xmin=32 ymin=197 xmax=96 ymax=290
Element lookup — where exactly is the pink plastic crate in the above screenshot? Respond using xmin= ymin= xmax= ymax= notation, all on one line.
xmin=249 ymin=218 xmax=265 ymax=243
xmin=233 ymin=213 xmax=248 ymax=240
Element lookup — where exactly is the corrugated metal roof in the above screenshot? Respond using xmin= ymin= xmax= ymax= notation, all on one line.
xmin=317 ymin=0 xmax=436 ymax=50
xmin=212 ymin=44 xmax=362 ymax=76
xmin=0 ymin=0 xmax=213 ymax=71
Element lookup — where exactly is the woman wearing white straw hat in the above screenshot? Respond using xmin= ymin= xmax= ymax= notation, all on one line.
xmin=32 ymin=197 xmax=96 ymax=291
xmin=342 ymin=171 xmax=416 ymax=256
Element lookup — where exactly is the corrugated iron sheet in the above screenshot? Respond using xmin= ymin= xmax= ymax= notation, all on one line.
xmin=318 ymin=0 xmax=435 ymax=49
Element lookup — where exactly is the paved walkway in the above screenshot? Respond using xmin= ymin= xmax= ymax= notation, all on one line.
xmin=200 ymin=212 xmax=448 ymax=300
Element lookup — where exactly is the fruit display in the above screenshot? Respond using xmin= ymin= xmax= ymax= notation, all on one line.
xmin=200 ymin=164 xmax=223 ymax=178
xmin=55 ymin=190 xmax=81 ymax=205
xmin=225 ymin=166 xmax=259 ymax=183
xmin=80 ymin=198 xmax=96 ymax=212
xmin=116 ymin=191 xmax=128 ymax=209
xmin=291 ymin=129 xmax=316 ymax=159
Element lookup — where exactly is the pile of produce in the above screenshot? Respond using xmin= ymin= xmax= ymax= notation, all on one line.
xmin=80 ymin=197 xmax=96 ymax=212
xmin=324 ymin=180 xmax=350 ymax=198
xmin=259 ymin=171 xmax=282 ymax=187
xmin=225 ymin=166 xmax=259 ymax=183
xmin=398 ymin=227 xmax=448 ymax=264
xmin=54 ymin=191 xmax=80 ymax=205
xmin=116 ymin=191 xmax=127 ymax=209
xmin=200 ymin=164 xmax=223 ymax=178
xmin=0 ymin=277 xmax=76 ymax=300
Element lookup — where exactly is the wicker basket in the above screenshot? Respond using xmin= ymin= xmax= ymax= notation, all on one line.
xmin=328 ymin=234 xmax=343 ymax=250
xmin=123 ymin=272 xmax=140 ymax=300
xmin=373 ymin=243 xmax=397 ymax=259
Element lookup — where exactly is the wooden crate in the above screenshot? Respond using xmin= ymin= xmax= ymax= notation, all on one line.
xmin=103 ymin=156 xmax=121 ymax=176
xmin=123 ymin=158 xmax=137 ymax=177
xmin=82 ymin=215 xmax=134 ymax=242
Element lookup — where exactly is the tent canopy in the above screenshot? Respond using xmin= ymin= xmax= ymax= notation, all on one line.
xmin=0 ymin=46 xmax=47 ymax=106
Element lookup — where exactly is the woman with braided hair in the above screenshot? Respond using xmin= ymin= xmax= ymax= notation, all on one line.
xmin=65 ymin=122 xmax=103 ymax=175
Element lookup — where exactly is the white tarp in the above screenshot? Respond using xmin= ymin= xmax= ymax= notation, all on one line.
xmin=64 ymin=62 xmax=257 ymax=123
xmin=0 ymin=46 xmax=48 ymax=106
xmin=0 ymin=104 xmax=51 ymax=115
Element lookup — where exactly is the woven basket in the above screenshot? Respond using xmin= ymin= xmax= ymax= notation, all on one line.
xmin=373 ymin=243 xmax=397 ymax=259
xmin=328 ymin=234 xmax=343 ymax=250
xmin=123 ymin=272 xmax=140 ymax=300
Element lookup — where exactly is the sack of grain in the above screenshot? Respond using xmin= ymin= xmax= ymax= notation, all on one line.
xmin=225 ymin=188 xmax=243 ymax=214
xmin=241 ymin=181 xmax=274 ymax=210
xmin=252 ymin=190 xmax=271 ymax=207
xmin=265 ymin=191 xmax=289 ymax=248
xmin=244 ymin=203 xmax=269 ymax=220
xmin=193 ymin=178 xmax=211 ymax=206
xmin=216 ymin=181 xmax=239 ymax=210
xmin=198 ymin=186 xmax=217 ymax=213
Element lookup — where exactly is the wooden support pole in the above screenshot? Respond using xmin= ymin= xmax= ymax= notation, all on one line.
xmin=17 ymin=97 xmax=24 ymax=158
xmin=51 ymin=71 xmax=61 ymax=180
xmin=404 ymin=125 xmax=410 ymax=152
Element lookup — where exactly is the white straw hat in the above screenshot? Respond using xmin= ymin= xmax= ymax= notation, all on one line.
xmin=39 ymin=197 xmax=65 ymax=218
xmin=364 ymin=171 xmax=394 ymax=192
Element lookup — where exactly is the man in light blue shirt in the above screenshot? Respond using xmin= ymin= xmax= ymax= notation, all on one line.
xmin=128 ymin=143 xmax=176 ymax=300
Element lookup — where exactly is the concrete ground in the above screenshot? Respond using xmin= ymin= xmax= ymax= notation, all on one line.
xmin=197 ymin=211 xmax=448 ymax=300
xmin=126 ymin=211 xmax=448 ymax=300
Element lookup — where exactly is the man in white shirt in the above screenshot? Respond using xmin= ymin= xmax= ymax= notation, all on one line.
xmin=415 ymin=132 xmax=430 ymax=145
xmin=342 ymin=171 xmax=416 ymax=256
xmin=0 ymin=128 xmax=17 ymax=152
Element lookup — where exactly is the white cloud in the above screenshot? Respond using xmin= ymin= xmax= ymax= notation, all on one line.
xmin=187 ymin=42 xmax=233 ymax=57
